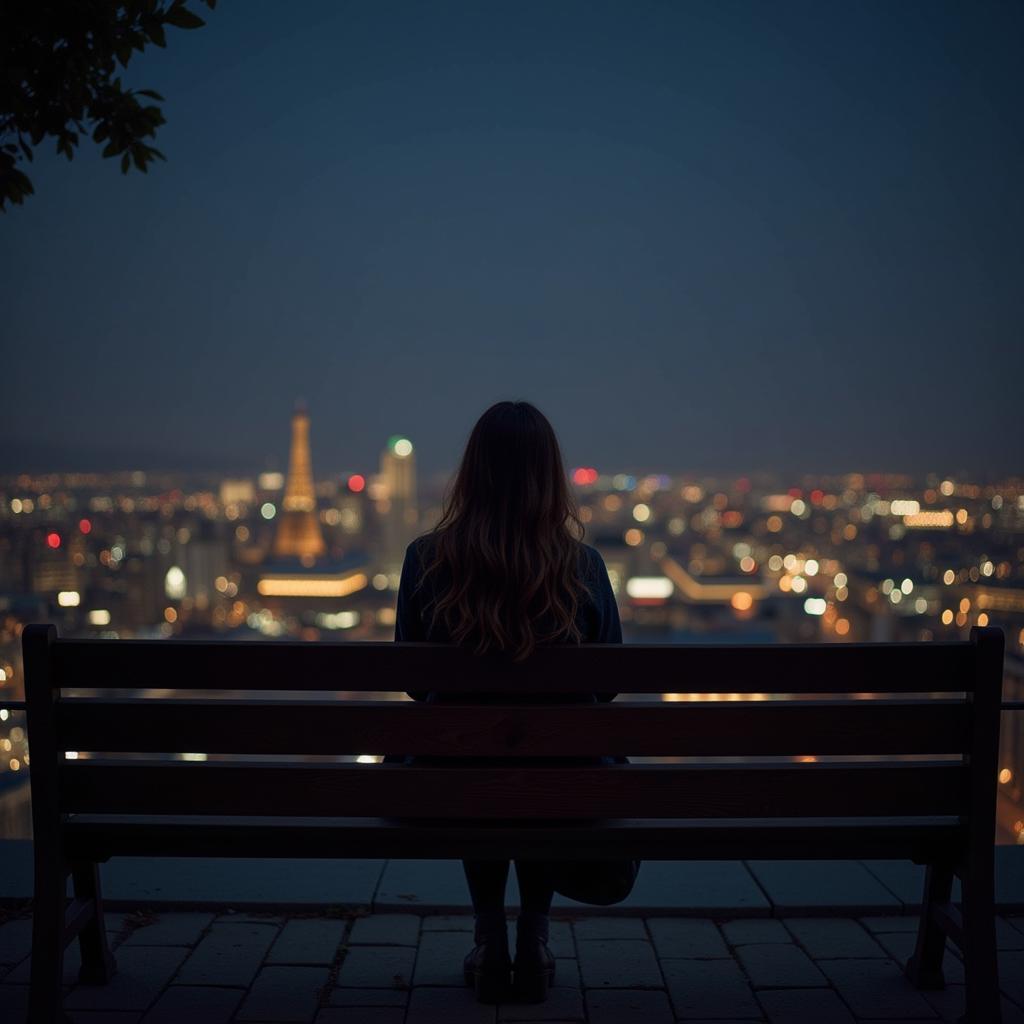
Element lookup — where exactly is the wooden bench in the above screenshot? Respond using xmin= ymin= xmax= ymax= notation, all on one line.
xmin=23 ymin=622 xmax=1005 ymax=1023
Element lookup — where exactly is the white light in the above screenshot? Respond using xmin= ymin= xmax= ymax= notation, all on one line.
xmin=87 ymin=610 xmax=111 ymax=626
xmin=900 ymin=578 xmax=913 ymax=595
xmin=790 ymin=576 xmax=808 ymax=594
xmin=0 ymin=710 xmax=8 ymax=721
xmin=834 ymin=572 xmax=848 ymax=588
xmin=914 ymin=597 xmax=928 ymax=614
xmin=393 ymin=438 xmax=413 ymax=458
xmin=768 ymin=555 xmax=783 ymax=572
xmin=165 ymin=566 xmax=186 ymax=600
xmin=180 ymin=753 xmax=208 ymax=762
xmin=356 ymin=754 xmax=380 ymax=764
xmin=260 ymin=502 xmax=276 ymax=520
xmin=890 ymin=500 xmax=921 ymax=516
xmin=804 ymin=559 xmax=819 ymax=577
xmin=790 ymin=498 xmax=807 ymax=516
xmin=804 ymin=598 xmax=827 ymax=616
xmin=372 ymin=573 xmax=389 ymax=590
xmin=258 ymin=472 xmax=285 ymax=490
xmin=625 ymin=577 xmax=674 ymax=599
xmin=632 ymin=503 xmax=651 ymax=523
xmin=57 ymin=591 xmax=80 ymax=607
xmin=64 ymin=751 xmax=79 ymax=760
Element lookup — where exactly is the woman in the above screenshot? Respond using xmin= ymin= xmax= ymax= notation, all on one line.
xmin=393 ymin=400 xmax=622 ymax=1004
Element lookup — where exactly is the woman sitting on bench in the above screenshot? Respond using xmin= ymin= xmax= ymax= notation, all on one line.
xmin=393 ymin=400 xmax=623 ymax=1004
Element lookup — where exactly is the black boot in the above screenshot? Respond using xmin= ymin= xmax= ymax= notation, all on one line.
xmin=463 ymin=912 xmax=511 ymax=1003
xmin=512 ymin=911 xmax=555 ymax=1002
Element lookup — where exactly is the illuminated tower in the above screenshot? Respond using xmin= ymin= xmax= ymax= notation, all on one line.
xmin=379 ymin=436 xmax=418 ymax=578
xmin=273 ymin=403 xmax=326 ymax=561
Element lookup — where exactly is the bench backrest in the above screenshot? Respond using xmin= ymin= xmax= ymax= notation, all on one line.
xmin=23 ymin=625 xmax=1003 ymax=827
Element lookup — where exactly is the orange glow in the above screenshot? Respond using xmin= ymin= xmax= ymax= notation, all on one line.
xmin=257 ymin=572 xmax=368 ymax=598
xmin=977 ymin=612 xmax=989 ymax=627
xmin=731 ymin=592 xmax=753 ymax=611
xmin=624 ymin=528 xmax=644 ymax=547
xmin=164 ymin=607 xmax=178 ymax=623
xmin=835 ymin=618 xmax=850 ymax=636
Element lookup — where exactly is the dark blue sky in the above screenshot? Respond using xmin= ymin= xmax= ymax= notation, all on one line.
xmin=3 ymin=0 xmax=1022 ymax=478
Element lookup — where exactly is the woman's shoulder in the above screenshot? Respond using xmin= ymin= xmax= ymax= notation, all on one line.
xmin=578 ymin=542 xmax=609 ymax=576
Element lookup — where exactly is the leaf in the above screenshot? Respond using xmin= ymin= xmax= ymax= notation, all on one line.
xmin=136 ymin=89 xmax=165 ymax=101
xmin=121 ymin=152 xmax=131 ymax=173
xmin=164 ymin=7 xmax=206 ymax=29
xmin=147 ymin=22 xmax=167 ymax=47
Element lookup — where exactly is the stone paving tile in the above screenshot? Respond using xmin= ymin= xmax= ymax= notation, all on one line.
xmin=721 ymin=919 xmax=792 ymax=946
xmin=121 ymin=912 xmax=214 ymax=947
xmin=746 ymin=861 xmax=901 ymax=914
xmin=998 ymin=917 xmax=1024 ymax=950
xmin=601 ymin=860 xmax=768 ymax=915
xmin=572 ymin=917 xmax=646 ymax=941
xmin=67 ymin=1014 xmax=141 ymax=1023
xmin=871 ymin=929 xmax=965 ymax=984
xmin=782 ymin=917 xmax=885 ymax=959
xmin=414 ymin=930 xmax=475 ymax=986
xmin=422 ymin=914 xmax=475 ymax=931
xmin=173 ymin=921 xmax=279 ymax=987
xmin=6 ymin=934 xmax=82 ymax=983
xmin=315 ymin=1010 xmax=406 ymax=1024
xmin=816 ymin=957 xmax=936 ymax=1018
xmin=141 ymin=984 xmax=244 ymax=1024
xmin=735 ymin=943 xmax=827 ymax=988
xmin=407 ymin=985 xmax=497 ymax=1023
xmin=336 ymin=944 xmax=416 ymax=989
xmin=661 ymin=958 xmax=761 ymax=1018
xmin=921 ymin=983 xmax=965 ymax=1022
xmin=554 ymin=958 xmax=579 ymax=988
xmin=0 ymin=917 xmax=32 ymax=964
xmin=349 ymin=913 xmax=422 ymax=945
xmin=328 ymin=986 xmax=410 ymax=1006
xmin=859 ymin=915 xmax=920 ymax=933
xmin=757 ymin=987 xmax=856 ymax=1024
xmin=576 ymin=939 xmax=663 ymax=989
xmin=376 ymin=859 xmax=472 ymax=910
xmin=999 ymin=950 xmax=1024 ymax=1005
xmin=0 ymin=984 xmax=29 ymax=1021
xmin=266 ymin=918 xmax=347 ymax=964
xmin=542 ymin=921 xmax=574 ymax=959
xmin=236 ymin=964 xmax=331 ymax=1021
xmin=584 ymin=988 xmax=674 ymax=1024
xmin=215 ymin=912 xmax=285 ymax=926
xmin=63 ymin=946 xmax=189 ymax=1011
xmin=499 ymin=985 xmax=585 ymax=1020
xmin=646 ymin=917 xmax=729 ymax=958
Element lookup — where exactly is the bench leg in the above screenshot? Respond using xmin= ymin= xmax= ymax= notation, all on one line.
xmin=960 ymin=857 xmax=1000 ymax=1024
xmin=71 ymin=861 xmax=116 ymax=984
xmin=29 ymin=855 xmax=70 ymax=1024
xmin=906 ymin=862 xmax=953 ymax=990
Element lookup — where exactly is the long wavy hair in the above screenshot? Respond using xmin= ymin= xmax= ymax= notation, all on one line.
xmin=419 ymin=401 xmax=589 ymax=661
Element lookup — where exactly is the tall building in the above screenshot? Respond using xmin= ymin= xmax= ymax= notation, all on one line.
xmin=379 ymin=436 xmax=418 ymax=578
xmin=272 ymin=403 xmax=326 ymax=562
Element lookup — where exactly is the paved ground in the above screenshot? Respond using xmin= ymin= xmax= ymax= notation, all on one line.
xmin=1 ymin=908 xmax=1024 ymax=1023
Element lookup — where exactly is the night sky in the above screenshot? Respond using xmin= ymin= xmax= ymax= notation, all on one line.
xmin=3 ymin=1 xmax=1022 ymax=479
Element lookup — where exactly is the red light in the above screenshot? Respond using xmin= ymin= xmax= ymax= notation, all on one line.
xmin=788 ymin=487 xmax=803 ymax=498
xmin=348 ymin=474 xmax=366 ymax=493
xmin=79 ymin=518 xmax=92 ymax=535
xmin=573 ymin=468 xmax=598 ymax=486
xmin=46 ymin=532 xmax=61 ymax=549
xmin=810 ymin=489 xmax=824 ymax=505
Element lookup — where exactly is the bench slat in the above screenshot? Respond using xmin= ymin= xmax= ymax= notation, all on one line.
xmin=50 ymin=638 xmax=975 ymax=693
xmin=60 ymin=761 xmax=967 ymax=818
xmin=63 ymin=814 xmax=963 ymax=862
xmin=56 ymin=698 xmax=969 ymax=756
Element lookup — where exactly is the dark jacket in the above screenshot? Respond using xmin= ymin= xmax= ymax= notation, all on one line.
xmin=388 ymin=533 xmax=624 ymax=764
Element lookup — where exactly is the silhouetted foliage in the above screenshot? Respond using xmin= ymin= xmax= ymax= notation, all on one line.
xmin=0 ymin=0 xmax=216 ymax=211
